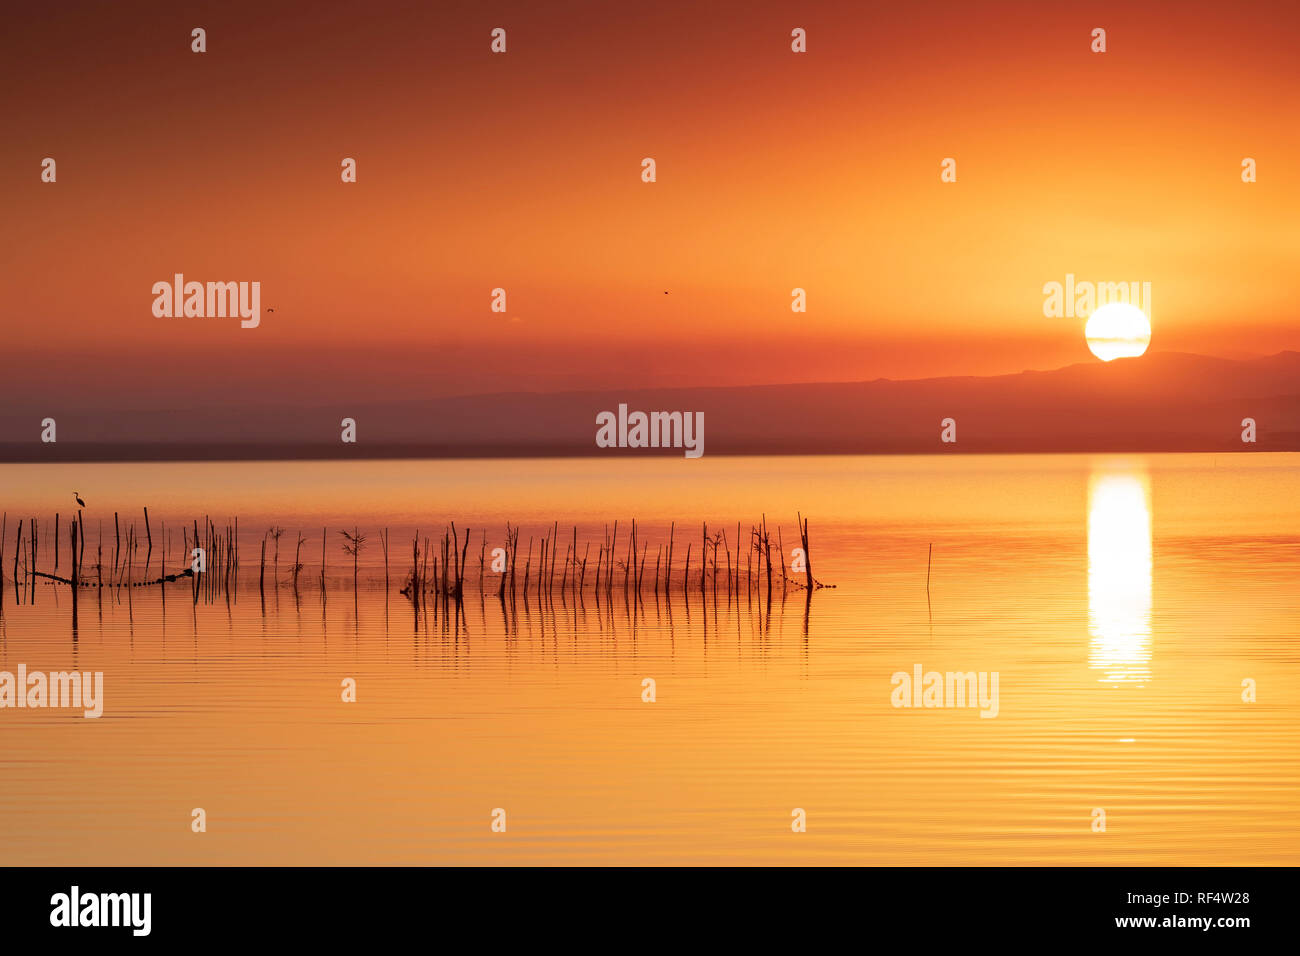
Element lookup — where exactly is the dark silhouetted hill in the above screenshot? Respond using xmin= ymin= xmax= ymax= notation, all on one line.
xmin=2 ymin=351 xmax=1296 ymax=460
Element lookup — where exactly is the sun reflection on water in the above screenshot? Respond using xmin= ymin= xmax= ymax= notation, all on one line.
xmin=1087 ymin=467 xmax=1153 ymax=685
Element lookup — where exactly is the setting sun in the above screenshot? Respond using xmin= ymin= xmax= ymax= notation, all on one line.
xmin=1085 ymin=303 xmax=1152 ymax=362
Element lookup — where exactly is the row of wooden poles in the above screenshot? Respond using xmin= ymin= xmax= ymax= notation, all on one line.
xmin=404 ymin=515 xmax=818 ymax=613
xmin=0 ymin=510 xmax=241 ymax=610
xmin=0 ymin=511 xmax=392 ymax=608
xmin=0 ymin=511 xmax=820 ymax=613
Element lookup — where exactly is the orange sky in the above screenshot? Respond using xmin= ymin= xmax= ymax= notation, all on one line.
xmin=3 ymin=0 xmax=1298 ymax=397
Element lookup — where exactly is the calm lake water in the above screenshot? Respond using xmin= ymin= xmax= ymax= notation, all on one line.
xmin=0 ymin=454 xmax=1297 ymax=864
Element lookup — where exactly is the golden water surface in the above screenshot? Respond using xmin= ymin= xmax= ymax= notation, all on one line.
xmin=0 ymin=454 xmax=1296 ymax=864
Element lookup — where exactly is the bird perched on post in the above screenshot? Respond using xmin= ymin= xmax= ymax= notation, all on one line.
xmin=74 ymin=491 xmax=86 ymax=508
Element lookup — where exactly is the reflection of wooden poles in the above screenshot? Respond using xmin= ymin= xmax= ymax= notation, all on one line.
xmin=926 ymin=542 xmax=933 ymax=621
xmin=803 ymin=580 xmax=812 ymax=637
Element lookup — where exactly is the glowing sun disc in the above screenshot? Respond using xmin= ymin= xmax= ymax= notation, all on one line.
xmin=1086 ymin=303 xmax=1151 ymax=361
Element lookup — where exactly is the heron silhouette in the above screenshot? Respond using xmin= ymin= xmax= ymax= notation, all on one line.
xmin=74 ymin=492 xmax=86 ymax=508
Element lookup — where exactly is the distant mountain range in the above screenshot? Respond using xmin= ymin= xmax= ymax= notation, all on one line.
xmin=2 ymin=351 xmax=1297 ymax=460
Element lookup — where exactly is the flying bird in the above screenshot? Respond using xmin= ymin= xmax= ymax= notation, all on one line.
xmin=73 ymin=492 xmax=86 ymax=508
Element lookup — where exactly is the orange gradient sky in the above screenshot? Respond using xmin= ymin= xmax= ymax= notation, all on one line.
xmin=3 ymin=0 xmax=1298 ymax=398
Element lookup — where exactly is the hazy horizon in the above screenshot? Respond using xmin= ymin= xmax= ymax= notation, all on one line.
xmin=2 ymin=349 xmax=1296 ymax=460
